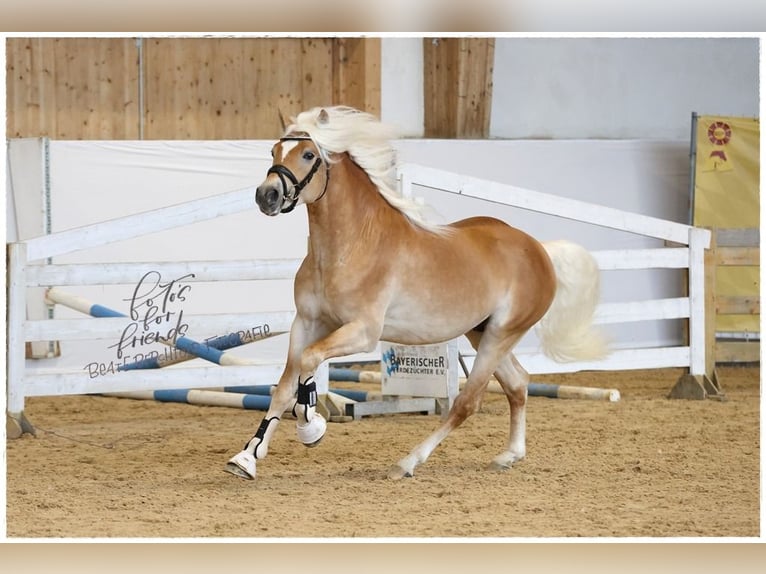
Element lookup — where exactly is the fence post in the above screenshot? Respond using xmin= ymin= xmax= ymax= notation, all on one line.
xmin=6 ymin=242 xmax=37 ymax=436
xmin=668 ymin=227 xmax=723 ymax=400
xmin=704 ymin=229 xmax=719 ymax=384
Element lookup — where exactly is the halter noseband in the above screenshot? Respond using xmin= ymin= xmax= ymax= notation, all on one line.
xmin=268 ymin=136 xmax=329 ymax=214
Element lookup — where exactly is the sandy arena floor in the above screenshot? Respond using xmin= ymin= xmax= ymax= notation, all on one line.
xmin=5 ymin=366 xmax=760 ymax=538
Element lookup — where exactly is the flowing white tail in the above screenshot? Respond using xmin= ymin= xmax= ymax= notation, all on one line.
xmin=537 ymin=240 xmax=608 ymax=362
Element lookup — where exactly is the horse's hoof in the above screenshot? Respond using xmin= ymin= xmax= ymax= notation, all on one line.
xmin=297 ymin=413 xmax=327 ymax=447
xmin=488 ymin=452 xmax=524 ymax=472
xmin=487 ymin=460 xmax=512 ymax=472
xmin=387 ymin=464 xmax=413 ymax=481
xmin=225 ymin=451 xmax=256 ymax=480
xmin=304 ymin=435 xmax=324 ymax=448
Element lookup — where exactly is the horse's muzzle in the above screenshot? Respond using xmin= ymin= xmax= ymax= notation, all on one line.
xmin=255 ymin=182 xmax=283 ymax=216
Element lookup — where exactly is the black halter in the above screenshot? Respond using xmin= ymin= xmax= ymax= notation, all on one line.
xmin=268 ymin=136 xmax=329 ymax=214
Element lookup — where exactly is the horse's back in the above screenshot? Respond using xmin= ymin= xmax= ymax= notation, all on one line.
xmin=449 ymin=215 xmax=507 ymax=230
xmin=448 ymin=216 xmax=549 ymax=261
xmin=448 ymin=214 xmax=556 ymax=316
xmin=450 ymin=215 xmax=530 ymax=240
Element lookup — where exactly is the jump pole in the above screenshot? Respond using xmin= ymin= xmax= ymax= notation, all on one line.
xmin=328 ymin=368 xmax=620 ymax=402
xmin=525 ymin=382 xmax=620 ymax=401
xmin=45 ymin=287 xmax=280 ymax=410
xmin=106 ymin=384 xmax=363 ymax=415
xmin=105 ymin=388 xmax=272 ymax=410
xmin=120 ymin=330 xmax=271 ymax=370
xmin=45 ymin=287 xmax=265 ymax=368
xmin=327 ymin=368 xmax=383 ymax=384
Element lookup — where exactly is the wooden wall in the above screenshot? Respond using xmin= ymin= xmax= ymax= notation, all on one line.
xmin=331 ymin=38 xmax=381 ymax=122
xmin=423 ymin=38 xmax=494 ymax=138
xmin=143 ymin=38 xmax=329 ymax=139
xmin=7 ymin=37 xmax=141 ymax=139
xmin=7 ymin=37 xmax=494 ymax=140
xmin=6 ymin=37 xmax=382 ymax=140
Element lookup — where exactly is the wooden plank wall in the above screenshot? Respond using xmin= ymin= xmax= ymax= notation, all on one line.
xmin=709 ymin=228 xmax=761 ymax=364
xmin=144 ymin=37 xmax=334 ymax=139
xmin=7 ymin=37 xmax=141 ymax=139
xmin=6 ymin=37 xmax=382 ymax=140
xmin=331 ymin=38 xmax=381 ymax=119
xmin=8 ymin=37 xmax=496 ymax=140
xmin=423 ymin=37 xmax=495 ymax=138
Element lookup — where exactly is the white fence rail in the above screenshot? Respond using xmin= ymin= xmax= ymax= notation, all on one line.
xmin=7 ymin=166 xmax=711 ymax=421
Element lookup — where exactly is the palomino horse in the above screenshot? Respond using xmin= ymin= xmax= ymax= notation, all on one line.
xmin=225 ymin=106 xmax=606 ymax=481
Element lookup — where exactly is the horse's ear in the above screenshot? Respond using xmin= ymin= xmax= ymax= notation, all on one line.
xmin=317 ymin=108 xmax=329 ymax=125
xmin=278 ymin=108 xmax=288 ymax=133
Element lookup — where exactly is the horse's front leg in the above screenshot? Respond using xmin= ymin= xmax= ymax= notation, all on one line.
xmin=293 ymin=318 xmax=383 ymax=443
xmin=225 ymin=316 xmax=328 ymax=481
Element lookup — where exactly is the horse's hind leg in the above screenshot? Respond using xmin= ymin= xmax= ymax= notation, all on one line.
xmin=387 ymin=366 xmax=490 ymax=480
xmin=388 ymin=329 xmax=518 ymax=480
xmin=464 ymin=329 xmax=529 ymax=470
xmin=487 ymin=352 xmax=529 ymax=470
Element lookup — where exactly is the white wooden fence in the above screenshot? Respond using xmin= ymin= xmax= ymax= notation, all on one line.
xmin=6 ymin=185 xmax=303 ymax=419
xmin=6 ymin=164 xmax=711 ymax=424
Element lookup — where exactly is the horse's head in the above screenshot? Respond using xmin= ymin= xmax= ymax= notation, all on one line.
xmin=256 ymin=129 xmax=329 ymax=216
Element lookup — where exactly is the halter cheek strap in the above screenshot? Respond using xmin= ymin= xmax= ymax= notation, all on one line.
xmin=268 ymin=137 xmax=330 ymax=214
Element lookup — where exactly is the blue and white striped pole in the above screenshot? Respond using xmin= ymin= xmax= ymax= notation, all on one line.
xmin=45 ymin=287 xmax=262 ymax=369
xmin=105 ymin=388 xmax=272 ymax=410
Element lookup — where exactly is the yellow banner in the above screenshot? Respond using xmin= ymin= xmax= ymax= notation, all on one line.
xmin=693 ymin=115 xmax=759 ymax=333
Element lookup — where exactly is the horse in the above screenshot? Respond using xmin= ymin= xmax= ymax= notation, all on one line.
xmin=225 ymin=105 xmax=607 ymax=481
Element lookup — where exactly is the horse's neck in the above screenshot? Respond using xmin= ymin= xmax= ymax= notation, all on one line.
xmin=306 ymin=155 xmax=407 ymax=267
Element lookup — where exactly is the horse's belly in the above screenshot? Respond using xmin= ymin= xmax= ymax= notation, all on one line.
xmin=380 ymin=302 xmax=487 ymax=345
xmin=380 ymin=323 xmax=467 ymax=346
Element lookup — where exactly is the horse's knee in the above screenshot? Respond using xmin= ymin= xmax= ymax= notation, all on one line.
xmin=299 ymin=346 xmax=324 ymax=374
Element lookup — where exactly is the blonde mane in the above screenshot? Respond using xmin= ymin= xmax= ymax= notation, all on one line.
xmin=286 ymin=106 xmax=446 ymax=234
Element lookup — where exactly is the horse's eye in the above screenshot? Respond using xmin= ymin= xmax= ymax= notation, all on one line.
xmin=303 ymin=150 xmax=315 ymax=161
xmin=270 ymin=148 xmax=275 ymax=158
